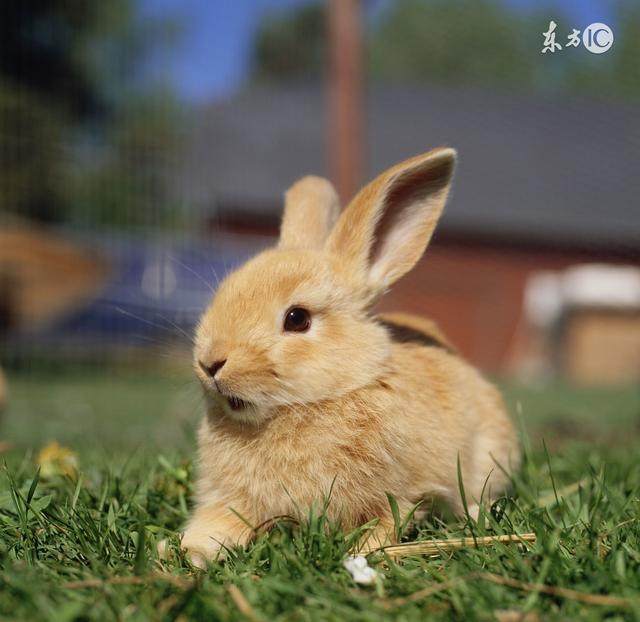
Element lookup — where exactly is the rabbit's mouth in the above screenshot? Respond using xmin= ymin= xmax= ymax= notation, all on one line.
xmin=225 ymin=394 xmax=252 ymax=412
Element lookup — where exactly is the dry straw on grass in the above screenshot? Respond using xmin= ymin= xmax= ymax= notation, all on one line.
xmin=378 ymin=532 xmax=537 ymax=559
xmin=64 ymin=572 xmax=193 ymax=590
xmin=477 ymin=572 xmax=634 ymax=608
xmin=227 ymin=584 xmax=263 ymax=622
xmin=383 ymin=571 xmax=634 ymax=610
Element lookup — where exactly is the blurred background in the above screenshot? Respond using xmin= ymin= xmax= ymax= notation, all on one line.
xmin=1 ymin=0 xmax=638 ymax=454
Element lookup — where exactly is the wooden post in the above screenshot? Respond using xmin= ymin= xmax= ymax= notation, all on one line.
xmin=327 ymin=0 xmax=364 ymax=204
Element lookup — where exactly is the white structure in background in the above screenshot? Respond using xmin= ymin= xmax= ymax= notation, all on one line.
xmin=523 ymin=264 xmax=640 ymax=385
xmin=526 ymin=265 xmax=640 ymax=326
xmin=141 ymin=256 xmax=179 ymax=301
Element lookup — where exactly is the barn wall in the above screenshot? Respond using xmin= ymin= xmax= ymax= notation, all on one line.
xmin=376 ymin=237 xmax=638 ymax=373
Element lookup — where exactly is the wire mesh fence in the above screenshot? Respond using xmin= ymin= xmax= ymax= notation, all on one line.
xmin=1 ymin=0 xmax=638 ymax=381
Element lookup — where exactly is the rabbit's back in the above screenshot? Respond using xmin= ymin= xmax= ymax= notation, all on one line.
xmin=381 ymin=333 xmax=518 ymax=511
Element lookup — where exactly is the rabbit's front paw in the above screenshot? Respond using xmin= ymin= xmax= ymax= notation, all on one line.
xmin=156 ymin=534 xmax=217 ymax=568
xmin=180 ymin=503 xmax=253 ymax=568
xmin=180 ymin=530 xmax=226 ymax=569
xmin=356 ymin=518 xmax=396 ymax=554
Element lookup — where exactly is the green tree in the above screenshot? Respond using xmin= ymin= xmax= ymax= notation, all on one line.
xmin=0 ymin=1 xmax=113 ymax=221
xmin=560 ymin=4 xmax=640 ymax=101
xmin=0 ymin=87 xmax=64 ymax=222
xmin=250 ymin=0 xmax=640 ymax=102
xmin=370 ymin=0 xmax=640 ymax=101
xmin=0 ymin=1 xmax=182 ymax=225
xmin=369 ymin=0 xmax=537 ymax=89
xmin=69 ymin=94 xmax=183 ymax=227
xmin=252 ymin=4 xmax=326 ymax=82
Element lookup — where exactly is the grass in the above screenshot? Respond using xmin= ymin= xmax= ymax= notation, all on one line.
xmin=1 ymin=365 xmax=639 ymax=621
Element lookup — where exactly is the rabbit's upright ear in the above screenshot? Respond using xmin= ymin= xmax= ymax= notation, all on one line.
xmin=279 ymin=176 xmax=341 ymax=250
xmin=326 ymin=148 xmax=456 ymax=298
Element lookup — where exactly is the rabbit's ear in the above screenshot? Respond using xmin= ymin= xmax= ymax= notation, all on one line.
xmin=326 ymin=148 xmax=456 ymax=298
xmin=279 ymin=176 xmax=341 ymax=250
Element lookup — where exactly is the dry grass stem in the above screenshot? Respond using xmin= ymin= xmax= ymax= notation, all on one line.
xmin=382 ymin=576 xmax=467 ymax=608
xmin=379 ymin=533 xmax=536 ymax=558
xmin=494 ymin=610 xmax=540 ymax=622
xmin=63 ymin=572 xmax=193 ymax=590
xmin=385 ymin=570 xmax=633 ymax=610
xmin=478 ymin=572 xmax=634 ymax=608
xmin=227 ymin=584 xmax=262 ymax=622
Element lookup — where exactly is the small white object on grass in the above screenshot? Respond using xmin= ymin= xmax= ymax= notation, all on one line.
xmin=343 ymin=555 xmax=379 ymax=585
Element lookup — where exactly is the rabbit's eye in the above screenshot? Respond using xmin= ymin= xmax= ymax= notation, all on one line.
xmin=284 ymin=307 xmax=311 ymax=333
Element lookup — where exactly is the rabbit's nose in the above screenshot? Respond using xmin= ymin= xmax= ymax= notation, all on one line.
xmin=199 ymin=359 xmax=226 ymax=378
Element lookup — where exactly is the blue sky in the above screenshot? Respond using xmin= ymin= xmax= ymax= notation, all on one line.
xmin=140 ymin=0 xmax=617 ymax=103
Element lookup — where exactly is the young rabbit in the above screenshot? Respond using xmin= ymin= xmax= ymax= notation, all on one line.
xmin=182 ymin=148 xmax=520 ymax=566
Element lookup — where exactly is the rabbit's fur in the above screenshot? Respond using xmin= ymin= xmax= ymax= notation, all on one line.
xmin=183 ymin=148 xmax=519 ymax=565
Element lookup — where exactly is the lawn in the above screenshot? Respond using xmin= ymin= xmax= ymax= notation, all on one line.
xmin=1 ymin=365 xmax=639 ymax=621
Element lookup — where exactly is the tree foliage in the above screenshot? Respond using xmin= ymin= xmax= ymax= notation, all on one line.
xmin=0 ymin=87 xmax=65 ymax=222
xmin=369 ymin=0 xmax=537 ymax=90
xmin=251 ymin=0 xmax=640 ymax=102
xmin=252 ymin=3 xmax=326 ymax=82
xmin=0 ymin=1 xmax=182 ymax=225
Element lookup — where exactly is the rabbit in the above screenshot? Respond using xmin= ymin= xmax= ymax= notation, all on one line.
xmin=181 ymin=148 xmax=520 ymax=567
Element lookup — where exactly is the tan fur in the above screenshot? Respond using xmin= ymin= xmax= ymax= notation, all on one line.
xmin=279 ymin=176 xmax=340 ymax=250
xmin=182 ymin=148 xmax=520 ymax=563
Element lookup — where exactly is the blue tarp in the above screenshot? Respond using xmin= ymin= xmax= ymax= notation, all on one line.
xmin=11 ymin=232 xmax=260 ymax=352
